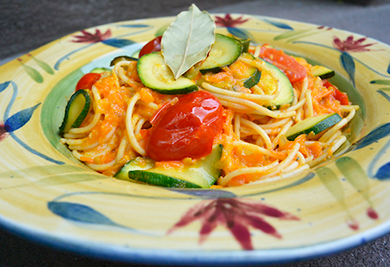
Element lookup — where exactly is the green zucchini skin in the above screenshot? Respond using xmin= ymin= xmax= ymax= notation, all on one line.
xmin=243 ymin=68 xmax=261 ymax=88
xmin=59 ymin=89 xmax=91 ymax=133
xmin=137 ymin=52 xmax=198 ymax=95
xmin=262 ymin=60 xmax=294 ymax=109
xmin=200 ymin=34 xmax=243 ymax=74
xmin=286 ymin=113 xmax=342 ymax=141
xmin=115 ymin=144 xmax=223 ymax=188
xmin=90 ymin=67 xmax=111 ymax=73
xmin=312 ymin=65 xmax=335 ymax=80
xmin=110 ymin=55 xmax=138 ymax=67
xmin=239 ymin=53 xmax=261 ymax=88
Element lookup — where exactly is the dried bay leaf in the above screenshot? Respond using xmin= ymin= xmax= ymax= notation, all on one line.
xmin=161 ymin=4 xmax=215 ymax=80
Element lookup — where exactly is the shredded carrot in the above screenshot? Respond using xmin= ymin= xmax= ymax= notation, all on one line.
xmin=155 ymin=161 xmax=184 ymax=170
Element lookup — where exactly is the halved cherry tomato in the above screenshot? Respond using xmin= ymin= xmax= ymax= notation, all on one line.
xmin=323 ymin=80 xmax=350 ymax=105
xmin=75 ymin=73 xmax=102 ymax=91
xmin=139 ymin=36 xmax=162 ymax=58
xmin=260 ymin=46 xmax=307 ymax=83
xmin=146 ymin=91 xmax=223 ymax=161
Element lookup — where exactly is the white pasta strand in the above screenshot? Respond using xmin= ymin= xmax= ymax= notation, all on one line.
xmin=241 ymin=118 xmax=273 ymax=150
xmin=272 ymin=119 xmax=293 ymax=148
xmin=305 ymin=89 xmax=314 ymax=118
xmin=211 ymin=91 xmax=296 ymax=118
xmin=319 ymin=109 xmax=355 ymax=142
xmin=232 ymin=140 xmax=285 ymax=160
xmin=250 ymin=164 xmax=310 ymax=185
xmin=202 ymin=82 xmax=273 ymax=102
xmin=69 ymin=85 xmax=101 ymax=134
xmin=234 ymin=113 xmax=241 ymax=139
xmin=126 ymin=92 xmax=146 ymax=156
xmin=218 ymin=160 xmax=279 ymax=186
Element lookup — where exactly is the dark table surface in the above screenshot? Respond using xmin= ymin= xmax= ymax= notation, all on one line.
xmin=1 ymin=0 xmax=390 ymax=266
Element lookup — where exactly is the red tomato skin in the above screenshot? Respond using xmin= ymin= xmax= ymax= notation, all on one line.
xmin=75 ymin=73 xmax=102 ymax=91
xmin=146 ymin=91 xmax=223 ymax=161
xmin=139 ymin=36 xmax=162 ymax=58
xmin=323 ymin=80 xmax=350 ymax=105
xmin=260 ymin=47 xmax=307 ymax=83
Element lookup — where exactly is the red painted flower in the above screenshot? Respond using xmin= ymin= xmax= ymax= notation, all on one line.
xmin=167 ymin=198 xmax=299 ymax=250
xmin=71 ymin=29 xmax=112 ymax=43
xmin=333 ymin=35 xmax=377 ymax=52
xmin=215 ymin=14 xmax=249 ymax=27
xmin=0 ymin=122 xmax=8 ymax=142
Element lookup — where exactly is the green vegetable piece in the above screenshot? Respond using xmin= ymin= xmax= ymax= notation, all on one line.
xmin=286 ymin=113 xmax=342 ymax=141
xmin=90 ymin=67 xmax=111 ymax=73
xmin=137 ymin=52 xmax=198 ymax=95
xmin=59 ymin=89 xmax=91 ymax=133
xmin=200 ymin=34 xmax=243 ymax=74
xmin=312 ymin=65 xmax=335 ymax=80
xmin=261 ymin=59 xmax=294 ymax=110
xmin=110 ymin=55 xmax=138 ymax=66
xmin=115 ymin=144 xmax=223 ymax=188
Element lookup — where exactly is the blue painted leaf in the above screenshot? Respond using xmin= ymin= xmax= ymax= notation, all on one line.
xmin=102 ymin=38 xmax=135 ymax=48
xmin=375 ymin=162 xmax=390 ymax=180
xmin=387 ymin=60 xmax=390 ymax=75
xmin=4 ymin=103 xmax=40 ymax=132
xmin=48 ymin=201 xmax=118 ymax=226
xmin=227 ymin=27 xmax=251 ymax=40
xmin=263 ymin=19 xmax=293 ymax=30
xmin=0 ymin=81 xmax=10 ymax=93
xmin=377 ymin=90 xmax=390 ymax=102
xmin=119 ymin=24 xmax=150 ymax=28
xmin=340 ymin=52 xmax=355 ymax=87
xmin=169 ymin=189 xmax=237 ymax=199
xmin=354 ymin=122 xmax=390 ymax=150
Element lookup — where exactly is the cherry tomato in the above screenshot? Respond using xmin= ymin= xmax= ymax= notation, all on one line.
xmin=146 ymin=91 xmax=223 ymax=161
xmin=260 ymin=47 xmax=307 ymax=83
xmin=139 ymin=36 xmax=162 ymax=58
xmin=323 ymin=80 xmax=350 ymax=105
xmin=75 ymin=73 xmax=102 ymax=91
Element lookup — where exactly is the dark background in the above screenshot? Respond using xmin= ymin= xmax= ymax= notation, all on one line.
xmin=1 ymin=0 xmax=390 ymax=266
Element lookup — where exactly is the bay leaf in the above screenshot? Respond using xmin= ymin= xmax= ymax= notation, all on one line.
xmin=161 ymin=4 xmax=215 ymax=80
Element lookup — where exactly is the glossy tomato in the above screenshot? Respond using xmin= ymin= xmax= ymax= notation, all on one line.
xmin=75 ymin=73 xmax=102 ymax=91
xmin=260 ymin=47 xmax=307 ymax=83
xmin=323 ymin=80 xmax=350 ymax=105
xmin=146 ymin=91 xmax=223 ymax=161
xmin=139 ymin=36 xmax=162 ymax=58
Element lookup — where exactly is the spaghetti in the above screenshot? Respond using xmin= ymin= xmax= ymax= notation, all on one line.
xmin=60 ymin=43 xmax=358 ymax=187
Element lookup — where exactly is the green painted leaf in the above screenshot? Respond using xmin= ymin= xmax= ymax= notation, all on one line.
xmin=316 ymin=167 xmax=345 ymax=202
xmin=161 ymin=4 xmax=215 ymax=79
xmin=336 ymin=157 xmax=370 ymax=202
xmin=31 ymin=55 xmax=55 ymax=75
xmin=20 ymin=61 xmax=44 ymax=83
xmin=274 ymin=29 xmax=309 ymax=41
xmin=0 ymin=165 xmax=107 ymax=189
xmin=378 ymin=87 xmax=390 ymax=92
xmin=370 ymin=79 xmax=390 ymax=85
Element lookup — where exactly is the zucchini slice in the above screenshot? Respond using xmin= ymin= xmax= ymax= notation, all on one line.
xmin=286 ymin=113 xmax=342 ymax=141
xmin=137 ymin=52 xmax=198 ymax=95
xmin=115 ymin=144 xmax=223 ymax=188
xmin=59 ymin=89 xmax=91 ymax=133
xmin=233 ymin=53 xmax=261 ymax=89
xmin=110 ymin=55 xmax=138 ymax=67
xmin=243 ymin=68 xmax=261 ymax=88
xmin=200 ymin=34 xmax=243 ymax=74
xmin=261 ymin=59 xmax=294 ymax=109
xmin=312 ymin=65 xmax=335 ymax=80
xmin=90 ymin=67 xmax=111 ymax=73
